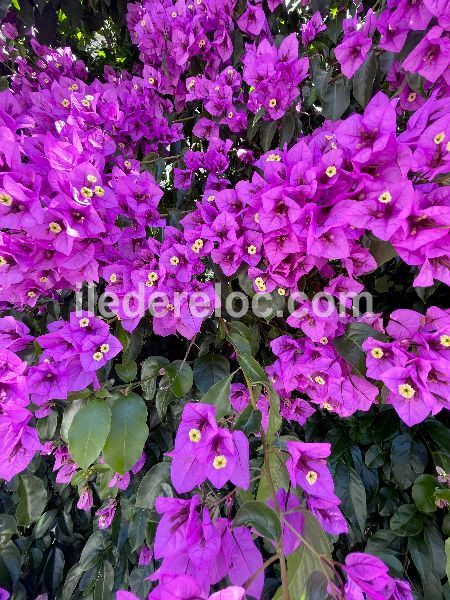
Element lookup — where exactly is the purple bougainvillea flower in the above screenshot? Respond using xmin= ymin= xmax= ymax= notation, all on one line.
xmin=286 ymin=441 xmax=335 ymax=498
xmin=77 ymin=488 xmax=93 ymax=511
xmin=268 ymin=489 xmax=304 ymax=555
xmin=343 ymin=552 xmax=392 ymax=600
xmin=96 ymin=500 xmax=117 ymax=529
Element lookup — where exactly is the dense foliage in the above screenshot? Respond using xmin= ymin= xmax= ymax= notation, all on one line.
xmin=0 ymin=0 xmax=449 ymax=598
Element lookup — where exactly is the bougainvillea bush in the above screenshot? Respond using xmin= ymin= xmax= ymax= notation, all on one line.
xmin=0 ymin=0 xmax=449 ymax=597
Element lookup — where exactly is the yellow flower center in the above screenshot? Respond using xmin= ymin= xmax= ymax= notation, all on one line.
xmin=306 ymin=470 xmax=318 ymax=485
xmin=94 ymin=186 xmax=104 ymax=197
xmin=322 ymin=402 xmax=333 ymax=411
xmin=124 ymin=160 xmax=132 ymax=168
xmin=87 ymin=174 xmax=97 ymax=183
xmin=166 ymin=303 xmax=174 ymax=311
xmin=266 ymin=154 xmax=281 ymax=162
xmin=434 ymin=132 xmax=445 ymax=145
xmin=148 ymin=77 xmax=155 ymax=85
xmin=0 ymin=193 xmax=12 ymax=206
xmin=371 ymin=347 xmax=384 ymax=359
xmin=81 ymin=98 xmax=91 ymax=107
xmin=81 ymin=187 xmax=93 ymax=199
xmin=254 ymin=212 xmax=259 ymax=223
xmin=39 ymin=276 xmax=48 ymax=283
xmin=440 ymin=334 xmax=450 ymax=348
xmin=79 ymin=318 xmax=90 ymax=328
xmin=170 ymin=256 xmax=180 ymax=266
xmin=269 ymin=98 xmax=277 ymax=108
xmin=109 ymin=273 xmax=117 ymax=283
xmin=61 ymin=98 xmax=70 ymax=108
xmin=27 ymin=290 xmax=36 ymax=298
xmin=320 ymin=337 xmax=328 ymax=345
xmin=213 ymin=455 xmax=227 ymax=469
xmin=325 ymin=166 xmax=337 ymax=178
xmin=398 ymin=383 xmax=415 ymax=399
xmin=278 ymin=287 xmax=286 ymax=296
xmin=199 ymin=39 xmax=206 ymax=48
xmin=49 ymin=222 xmax=62 ymax=234
xmin=247 ymin=244 xmax=257 ymax=255
xmin=314 ymin=375 xmax=325 ymax=385
xmin=93 ymin=352 xmax=103 ymax=361
xmin=100 ymin=343 xmax=110 ymax=353
xmin=378 ymin=191 xmax=392 ymax=203
xmin=207 ymin=194 xmax=215 ymax=202
xmin=255 ymin=277 xmax=266 ymax=291
xmin=189 ymin=428 xmax=201 ymax=442
xmin=407 ymin=92 xmax=416 ymax=102
xmin=171 ymin=10 xmax=177 ymax=17
xmin=148 ymin=271 xmax=158 ymax=282
xmin=0 ymin=256 xmax=7 ymax=266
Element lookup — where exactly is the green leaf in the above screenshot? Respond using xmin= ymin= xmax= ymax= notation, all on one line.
xmin=234 ymin=500 xmax=281 ymax=541
xmin=412 ymin=475 xmax=438 ymax=513
xmin=390 ymin=504 xmax=424 ymax=536
xmin=135 ymin=462 xmax=172 ymax=509
xmin=68 ymin=399 xmax=111 ymax=470
xmin=43 ymin=547 xmax=65 ymax=594
xmin=333 ymin=323 xmax=387 ymax=376
xmin=368 ymin=237 xmax=397 ymax=267
xmin=33 ymin=509 xmax=58 ymax=538
xmin=0 ymin=540 xmax=21 ymax=586
xmin=334 ymin=464 xmax=366 ymax=534
xmin=79 ymin=531 xmax=111 ymax=571
xmin=237 ymin=352 xmax=268 ymax=384
xmin=421 ymin=419 xmax=450 ymax=451
xmin=16 ymin=473 xmax=47 ymax=526
xmin=0 ymin=515 xmax=17 ymax=546
xmin=141 ymin=356 xmax=170 ymax=402
xmin=435 ymin=488 xmax=450 ymax=502
xmin=445 ymin=538 xmax=450 ymax=582
xmin=61 ymin=398 xmax=87 ymax=443
xmin=234 ymin=404 xmax=262 ymax=434
xmin=62 ymin=564 xmax=83 ymax=600
xmin=321 ymin=78 xmax=351 ymax=120
xmin=260 ymin=121 xmax=278 ymax=152
xmin=353 ymin=51 xmax=377 ymax=108
xmin=257 ymin=448 xmax=290 ymax=503
xmin=166 ymin=361 xmax=193 ymax=399
xmin=128 ymin=509 xmax=148 ymax=551
xmin=390 ymin=434 xmax=427 ymax=490
xmin=193 ymin=354 xmax=230 ymax=393
xmin=274 ymin=511 xmax=332 ymax=600
xmin=115 ymin=360 xmax=137 ymax=383
xmin=103 ymin=392 xmax=148 ymax=474
xmin=227 ymin=331 xmax=251 ymax=354
xmin=155 ymin=374 xmax=176 ymax=419
xmin=93 ymin=560 xmax=114 ymax=600
xmin=201 ymin=374 xmax=233 ymax=420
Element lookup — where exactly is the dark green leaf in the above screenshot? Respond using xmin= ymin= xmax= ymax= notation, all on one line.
xmin=0 ymin=515 xmax=16 ymax=546
xmin=68 ymin=399 xmax=111 ymax=470
xmin=193 ymin=354 xmax=230 ymax=393
xmin=234 ymin=500 xmax=281 ymax=541
xmin=166 ymin=361 xmax=193 ymax=399
xmin=273 ymin=511 xmax=332 ymax=600
xmin=93 ymin=560 xmax=114 ymax=600
xmin=115 ymin=360 xmax=137 ymax=383
xmin=79 ymin=531 xmax=111 ymax=572
xmin=390 ymin=504 xmax=424 ymax=536
xmin=16 ymin=473 xmax=47 ymax=526
xmin=333 ymin=323 xmax=387 ymax=376
xmin=390 ymin=434 xmax=427 ymax=489
xmin=412 ymin=475 xmax=438 ymax=513
xmin=234 ymin=404 xmax=262 ymax=434
xmin=321 ymin=78 xmax=351 ymax=120
xmin=201 ymin=374 xmax=233 ymax=420
xmin=353 ymin=51 xmax=377 ymax=108
xmin=136 ymin=462 xmax=172 ymax=509
xmin=260 ymin=121 xmax=278 ymax=152
xmin=103 ymin=392 xmax=148 ymax=474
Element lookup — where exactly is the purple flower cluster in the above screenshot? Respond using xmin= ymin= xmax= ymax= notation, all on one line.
xmin=363 ymin=306 xmax=450 ymax=425
xmin=168 ymin=403 xmax=249 ymax=492
xmin=267 ymin=334 xmax=379 ymax=419
xmin=150 ymin=495 xmax=263 ymax=598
